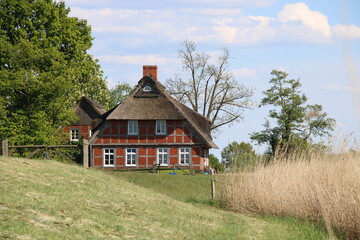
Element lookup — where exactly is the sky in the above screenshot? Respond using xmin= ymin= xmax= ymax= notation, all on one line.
xmin=66 ymin=0 xmax=360 ymax=158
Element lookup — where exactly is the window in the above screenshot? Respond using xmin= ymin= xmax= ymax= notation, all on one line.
xmin=156 ymin=120 xmax=166 ymax=135
xmin=143 ymin=85 xmax=152 ymax=92
xmin=70 ymin=129 xmax=79 ymax=141
xmin=126 ymin=148 xmax=137 ymax=166
xmin=157 ymin=148 xmax=169 ymax=166
xmin=128 ymin=120 xmax=138 ymax=135
xmin=179 ymin=148 xmax=191 ymax=165
xmin=103 ymin=148 xmax=115 ymax=167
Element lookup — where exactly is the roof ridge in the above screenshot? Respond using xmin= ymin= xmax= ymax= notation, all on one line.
xmin=155 ymin=81 xmax=218 ymax=149
xmin=81 ymin=96 xmax=105 ymax=115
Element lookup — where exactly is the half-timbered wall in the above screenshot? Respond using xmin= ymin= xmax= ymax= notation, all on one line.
xmin=64 ymin=125 xmax=92 ymax=141
xmin=92 ymin=120 xmax=208 ymax=170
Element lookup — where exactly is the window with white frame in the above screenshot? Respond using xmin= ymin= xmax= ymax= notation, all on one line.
xmin=179 ymin=148 xmax=191 ymax=165
xmin=70 ymin=129 xmax=79 ymax=141
xmin=156 ymin=120 xmax=166 ymax=135
xmin=157 ymin=148 xmax=169 ymax=166
xmin=126 ymin=148 xmax=137 ymax=166
xmin=128 ymin=120 xmax=138 ymax=135
xmin=103 ymin=148 xmax=115 ymax=167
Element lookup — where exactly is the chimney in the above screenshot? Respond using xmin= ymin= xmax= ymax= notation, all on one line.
xmin=143 ymin=65 xmax=158 ymax=81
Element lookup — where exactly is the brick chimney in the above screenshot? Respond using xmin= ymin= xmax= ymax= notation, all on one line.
xmin=143 ymin=65 xmax=158 ymax=81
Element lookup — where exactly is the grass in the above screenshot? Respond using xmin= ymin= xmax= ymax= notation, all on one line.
xmin=112 ymin=171 xmax=211 ymax=204
xmin=218 ymin=150 xmax=360 ymax=239
xmin=0 ymin=156 xmax=330 ymax=239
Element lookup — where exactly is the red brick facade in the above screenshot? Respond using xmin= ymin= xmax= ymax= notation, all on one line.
xmin=64 ymin=125 xmax=92 ymax=141
xmin=91 ymin=120 xmax=209 ymax=170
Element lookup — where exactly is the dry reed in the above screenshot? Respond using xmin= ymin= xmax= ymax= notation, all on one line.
xmin=219 ymin=150 xmax=360 ymax=239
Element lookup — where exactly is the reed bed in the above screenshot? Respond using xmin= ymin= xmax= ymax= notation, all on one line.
xmin=218 ymin=150 xmax=360 ymax=239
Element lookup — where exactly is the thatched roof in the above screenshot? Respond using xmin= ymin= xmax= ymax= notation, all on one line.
xmin=73 ymin=96 xmax=106 ymax=126
xmin=107 ymin=76 xmax=218 ymax=149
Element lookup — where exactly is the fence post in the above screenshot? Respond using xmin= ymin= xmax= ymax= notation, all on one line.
xmin=190 ymin=163 xmax=194 ymax=175
xmin=83 ymin=139 xmax=89 ymax=168
xmin=2 ymin=139 xmax=9 ymax=157
xmin=211 ymin=178 xmax=216 ymax=201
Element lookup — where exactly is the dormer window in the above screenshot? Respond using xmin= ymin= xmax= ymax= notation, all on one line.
xmin=143 ymin=85 xmax=152 ymax=92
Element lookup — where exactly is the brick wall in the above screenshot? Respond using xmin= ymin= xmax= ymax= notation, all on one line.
xmin=64 ymin=125 xmax=92 ymax=141
xmin=94 ymin=120 xmax=199 ymax=145
xmin=92 ymin=120 xmax=208 ymax=170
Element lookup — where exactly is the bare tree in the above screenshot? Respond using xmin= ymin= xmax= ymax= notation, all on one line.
xmin=166 ymin=40 xmax=253 ymax=133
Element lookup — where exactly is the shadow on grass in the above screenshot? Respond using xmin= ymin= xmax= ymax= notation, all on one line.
xmin=185 ymin=197 xmax=222 ymax=208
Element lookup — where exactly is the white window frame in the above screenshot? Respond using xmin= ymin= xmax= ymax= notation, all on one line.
xmin=70 ymin=129 xmax=79 ymax=141
xmin=125 ymin=148 xmax=137 ymax=166
xmin=103 ymin=148 xmax=115 ymax=167
xmin=128 ymin=120 xmax=138 ymax=135
xmin=156 ymin=120 xmax=166 ymax=135
xmin=179 ymin=148 xmax=191 ymax=165
xmin=157 ymin=148 xmax=169 ymax=166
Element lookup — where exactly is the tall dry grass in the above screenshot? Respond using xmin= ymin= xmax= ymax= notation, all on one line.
xmin=219 ymin=150 xmax=360 ymax=239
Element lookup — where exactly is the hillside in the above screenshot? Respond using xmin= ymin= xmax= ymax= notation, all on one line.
xmin=0 ymin=157 xmax=329 ymax=239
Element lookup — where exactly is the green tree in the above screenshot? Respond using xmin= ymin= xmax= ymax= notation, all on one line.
xmin=208 ymin=154 xmax=224 ymax=173
xmin=0 ymin=0 xmax=109 ymax=145
xmin=221 ymin=141 xmax=258 ymax=170
xmin=250 ymin=70 xmax=335 ymax=158
xmin=108 ymin=83 xmax=132 ymax=109
xmin=166 ymin=40 xmax=253 ymax=134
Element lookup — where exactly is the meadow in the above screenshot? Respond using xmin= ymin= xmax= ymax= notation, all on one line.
xmin=0 ymin=156 xmax=330 ymax=239
xmin=218 ymin=150 xmax=360 ymax=240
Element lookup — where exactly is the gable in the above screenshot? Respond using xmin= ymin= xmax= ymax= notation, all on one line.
xmin=73 ymin=97 xmax=105 ymax=126
xmin=107 ymin=76 xmax=185 ymax=120
xmin=134 ymin=78 xmax=160 ymax=97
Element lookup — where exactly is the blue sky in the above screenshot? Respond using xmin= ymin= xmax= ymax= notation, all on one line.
xmin=66 ymin=0 xmax=360 ymax=157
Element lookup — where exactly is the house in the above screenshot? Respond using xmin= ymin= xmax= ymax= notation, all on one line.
xmin=64 ymin=96 xmax=106 ymax=142
xmin=88 ymin=65 xmax=218 ymax=171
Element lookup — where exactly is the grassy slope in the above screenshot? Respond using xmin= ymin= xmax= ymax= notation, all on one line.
xmin=112 ymin=172 xmax=212 ymax=204
xmin=0 ymin=157 xmax=329 ymax=240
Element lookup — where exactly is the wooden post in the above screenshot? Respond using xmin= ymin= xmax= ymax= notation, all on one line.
xmin=44 ymin=146 xmax=49 ymax=159
xmin=211 ymin=178 xmax=216 ymax=201
xmin=83 ymin=140 xmax=89 ymax=168
xmin=2 ymin=139 xmax=8 ymax=157
xmin=190 ymin=163 xmax=194 ymax=175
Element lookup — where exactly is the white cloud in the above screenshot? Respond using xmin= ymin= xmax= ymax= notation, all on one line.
xmin=213 ymin=26 xmax=239 ymax=43
xmin=181 ymin=0 xmax=278 ymax=7
xmin=326 ymin=85 xmax=360 ymax=93
xmin=277 ymin=2 xmax=332 ymax=38
xmin=66 ymin=0 xmax=277 ymax=7
xmin=98 ymin=55 xmax=170 ymax=65
xmin=212 ymin=17 xmax=234 ymax=26
xmin=71 ymin=7 xmax=138 ymax=19
xmin=233 ymin=68 xmax=259 ymax=79
xmin=332 ymin=24 xmax=360 ymax=39
xmin=182 ymin=8 xmax=242 ymax=15
xmin=69 ymin=2 xmax=360 ymax=46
